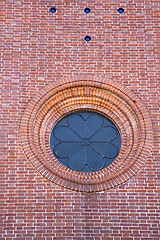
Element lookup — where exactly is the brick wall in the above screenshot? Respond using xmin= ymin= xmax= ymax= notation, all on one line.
xmin=1 ymin=0 xmax=159 ymax=239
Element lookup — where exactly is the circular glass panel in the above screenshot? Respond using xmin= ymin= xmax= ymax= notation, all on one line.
xmin=84 ymin=36 xmax=91 ymax=42
xmin=50 ymin=111 xmax=121 ymax=172
xmin=118 ymin=8 xmax=124 ymax=14
xmin=84 ymin=8 xmax=91 ymax=14
xmin=50 ymin=7 xmax=56 ymax=13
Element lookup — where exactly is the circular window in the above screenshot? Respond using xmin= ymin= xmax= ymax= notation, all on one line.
xmin=20 ymin=76 xmax=153 ymax=192
xmin=50 ymin=111 xmax=121 ymax=172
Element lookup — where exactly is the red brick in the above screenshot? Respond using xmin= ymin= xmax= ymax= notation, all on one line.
xmin=1 ymin=0 xmax=159 ymax=239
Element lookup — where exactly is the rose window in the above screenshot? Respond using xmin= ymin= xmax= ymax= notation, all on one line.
xmin=50 ymin=111 xmax=121 ymax=172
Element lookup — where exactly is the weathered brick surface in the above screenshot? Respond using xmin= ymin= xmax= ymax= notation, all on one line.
xmin=0 ymin=0 xmax=159 ymax=239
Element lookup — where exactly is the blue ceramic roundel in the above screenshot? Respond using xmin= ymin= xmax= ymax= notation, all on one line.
xmin=50 ymin=7 xmax=56 ymax=13
xmin=118 ymin=8 xmax=124 ymax=14
xmin=84 ymin=8 xmax=91 ymax=14
xmin=84 ymin=36 xmax=91 ymax=41
xmin=50 ymin=111 xmax=121 ymax=172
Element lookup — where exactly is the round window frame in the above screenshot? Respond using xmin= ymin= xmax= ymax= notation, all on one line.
xmin=50 ymin=110 xmax=122 ymax=172
xmin=20 ymin=75 xmax=153 ymax=192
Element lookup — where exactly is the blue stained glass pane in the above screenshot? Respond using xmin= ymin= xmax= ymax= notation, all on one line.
xmin=79 ymin=112 xmax=92 ymax=121
xmin=104 ymin=158 xmax=116 ymax=167
xmin=58 ymin=157 xmax=69 ymax=168
xmin=54 ymin=142 xmax=81 ymax=158
xmin=111 ymin=134 xmax=122 ymax=150
xmin=54 ymin=126 xmax=81 ymax=141
xmin=85 ymin=114 xmax=103 ymax=138
xmin=50 ymin=111 xmax=121 ymax=172
xmin=68 ymin=146 xmax=86 ymax=171
xmin=82 ymin=164 xmax=92 ymax=172
xmin=56 ymin=117 xmax=68 ymax=127
xmin=103 ymin=118 xmax=114 ymax=127
xmin=68 ymin=114 xmax=85 ymax=139
xmin=90 ymin=143 xmax=118 ymax=158
xmin=86 ymin=146 xmax=104 ymax=170
xmin=90 ymin=126 xmax=117 ymax=142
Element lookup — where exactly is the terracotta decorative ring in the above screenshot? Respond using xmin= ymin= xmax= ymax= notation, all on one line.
xmin=20 ymin=75 xmax=153 ymax=192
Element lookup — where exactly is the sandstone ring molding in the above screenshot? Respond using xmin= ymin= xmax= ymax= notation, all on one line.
xmin=20 ymin=75 xmax=153 ymax=192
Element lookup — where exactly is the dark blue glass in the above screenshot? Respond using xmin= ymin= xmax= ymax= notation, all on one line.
xmin=50 ymin=7 xmax=56 ymax=13
xmin=118 ymin=8 xmax=124 ymax=14
xmin=84 ymin=36 xmax=91 ymax=42
xmin=84 ymin=8 xmax=91 ymax=14
xmin=50 ymin=111 xmax=121 ymax=172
